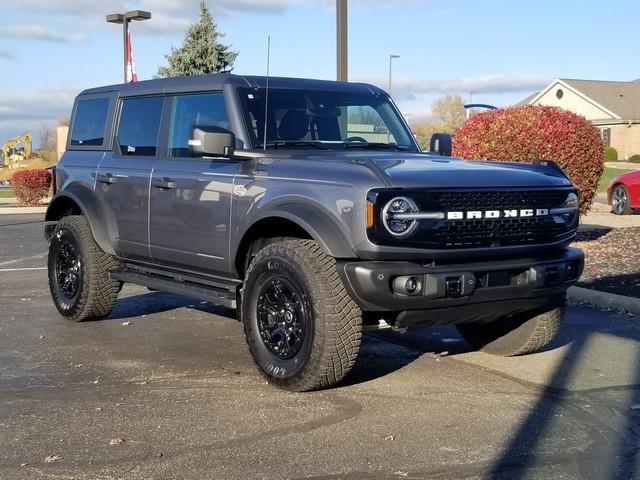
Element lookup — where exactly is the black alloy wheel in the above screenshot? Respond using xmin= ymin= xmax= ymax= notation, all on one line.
xmin=54 ymin=236 xmax=82 ymax=301
xmin=256 ymin=277 xmax=308 ymax=360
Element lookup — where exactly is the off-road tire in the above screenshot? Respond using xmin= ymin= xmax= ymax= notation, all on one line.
xmin=242 ymin=239 xmax=362 ymax=391
xmin=456 ymin=295 xmax=565 ymax=356
xmin=48 ymin=215 xmax=121 ymax=322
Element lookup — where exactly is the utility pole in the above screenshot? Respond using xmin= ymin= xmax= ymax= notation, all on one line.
xmin=336 ymin=0 xmax=348 ymax=81
xmin=388 ymin=54 xmax=400 ymax=97
xmin=106 ymin=10 xmax=151 ymax=83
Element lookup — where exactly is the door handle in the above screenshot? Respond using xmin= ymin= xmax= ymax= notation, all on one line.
xmin=153 ymin=177 xmax=176 ymax=190
xmin=97 ymin=173 xmax=117 ymax=184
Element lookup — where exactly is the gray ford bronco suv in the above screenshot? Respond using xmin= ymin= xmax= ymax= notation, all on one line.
xmin=46 ymin=74 xmax=583 ymax=391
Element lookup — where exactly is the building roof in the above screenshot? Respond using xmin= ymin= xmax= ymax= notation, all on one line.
xmin=517 ymin=91 xmax=539 ymax=106
xmin=560 ymin=78 xmax=640 ymax=120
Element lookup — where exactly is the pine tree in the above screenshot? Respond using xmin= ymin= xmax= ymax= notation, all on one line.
xmin=156 ymin=1 xmax=237 ymax=78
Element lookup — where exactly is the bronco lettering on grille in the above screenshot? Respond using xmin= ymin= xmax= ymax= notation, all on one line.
xmin=446 ymin=209 xmax=549 ymax=220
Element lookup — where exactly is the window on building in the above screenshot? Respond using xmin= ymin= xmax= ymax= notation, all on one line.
xmin=117 ymin=96 xmax=164 ymax=156
xmin=168 ymin=92 xmax=229 ymax=157
xmin=70 ymin=98 xmax=110 ymax=146
xmin=601 ymin=128 xmax=611 ymax=147
xmin=556 ymin=88 xmax=564 ymax=99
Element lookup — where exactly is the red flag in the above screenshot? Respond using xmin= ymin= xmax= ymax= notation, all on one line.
xmin=126 ymin=31 xmax=138 ymax=83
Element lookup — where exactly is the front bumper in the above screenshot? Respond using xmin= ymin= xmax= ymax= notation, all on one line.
xmin=337 ymin=247 xmax=584 ymax=328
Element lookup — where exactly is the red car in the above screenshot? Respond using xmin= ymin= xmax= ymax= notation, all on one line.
xmin=608 ymin=170 xmax=640 ymax=215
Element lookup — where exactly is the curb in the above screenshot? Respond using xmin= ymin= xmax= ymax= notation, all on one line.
xmin=0 ymin=206 xmax=46 ymax=215
xmin=568 ymin=286 xmax=640 ymax=316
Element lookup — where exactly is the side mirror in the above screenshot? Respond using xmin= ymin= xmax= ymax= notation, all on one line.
xmin=190 ymin=126 xmax=235 ymax=158
xmin=429 ymin=133 xmax=452 ymax=157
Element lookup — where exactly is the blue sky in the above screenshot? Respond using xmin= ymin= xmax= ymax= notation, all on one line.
xmin=1 ymin=0 xmax=639 ymax=146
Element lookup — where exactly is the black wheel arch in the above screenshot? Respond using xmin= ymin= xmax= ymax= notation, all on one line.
xmin=233 ymin=205 xmax=356 ymax=278
xmin=45 ymin=186 xmax=118 ymax=256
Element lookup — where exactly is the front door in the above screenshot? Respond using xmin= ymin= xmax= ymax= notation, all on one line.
xmin=95 ymin=95 xmax=164 ymax=260
xmin=149 ymin=92 xmax=238 ymax=275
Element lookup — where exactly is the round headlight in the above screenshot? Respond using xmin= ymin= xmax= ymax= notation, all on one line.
xmin=382 ymin=196 xmax=419 ymax=237
xmin=563 ymin=192 xmax=579 ymax=209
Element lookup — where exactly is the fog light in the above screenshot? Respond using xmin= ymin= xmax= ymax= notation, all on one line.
xmin=392 ymin=275 xmax=423 ymax=296
xmin=405 ymin=277 xmax=420 ymax=294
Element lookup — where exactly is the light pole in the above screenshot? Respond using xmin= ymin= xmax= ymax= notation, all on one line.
xmin=467 ymin=91 xmax=477 ymax=119
xmin=336 ymin=0 xmax=348 ymax=81
xmin=388 ymin=54 xmax=400 ymax=97
xmin=106 ymin=10 xmax=151 ymax=83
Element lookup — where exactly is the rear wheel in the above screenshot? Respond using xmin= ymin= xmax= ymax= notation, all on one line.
xmin=48 ymin=215 xmax=122 ymax=322
xmin=241 ymin=239 xmax=362 ymax=391
xmin=612 ymin=184 xmax=633 ymax=215
xmin=456 ymin=296 xmax=565 ymax=356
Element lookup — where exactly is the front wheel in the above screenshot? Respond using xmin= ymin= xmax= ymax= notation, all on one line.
xmin=612 ymin=185 xmax=633 ymax=215
xmin=457 ymin=296 xmax=565 ymax=356
xmin=241 ymin=240 xmax=362 ymax=391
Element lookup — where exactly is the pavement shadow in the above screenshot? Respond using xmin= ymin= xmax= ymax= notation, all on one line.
xmin=577 ymin=271 xmax=640 ymax=299
xmin=575 ymin=227 xmax=612 ymax=242
xmin=486 ymin=305 xmax=640 ymax=479
xmin=104 ymin=291 xmax=237 ymax=321
xmin=344 ymin=326 xmax=472 ymax=386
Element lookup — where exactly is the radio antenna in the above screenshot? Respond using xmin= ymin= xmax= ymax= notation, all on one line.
xmin=262 ymin=35 xmax=271 ymax=151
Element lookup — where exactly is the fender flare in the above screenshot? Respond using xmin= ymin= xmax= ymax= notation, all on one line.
xmin=45 ymin=186 xmax=118 ymax=256
xmin=235 ymin=203 xmax=355 ymax=260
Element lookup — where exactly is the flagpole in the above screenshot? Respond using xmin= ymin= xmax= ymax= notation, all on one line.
xmin=123 ymin=18 xmax=128 ymax=82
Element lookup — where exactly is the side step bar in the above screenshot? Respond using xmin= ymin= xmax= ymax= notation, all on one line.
xmin=110 ymin=269 xmax=238 ymax=309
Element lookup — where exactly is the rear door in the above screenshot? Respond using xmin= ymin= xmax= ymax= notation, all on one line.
xmin=149 ymin=91 xmax=239 ymax=275
xmin=95 ymin=95 xmax=164 ymax=260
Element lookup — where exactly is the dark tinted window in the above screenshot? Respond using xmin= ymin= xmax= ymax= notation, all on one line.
xmin=169 ymin=93 xmax=229 ymax=157
xmin=238 ymin=87 xmax=414 ymax=149
xmin=117 ymin=96 xmax=164 ymax=156
xmin=70 ymin=98 xmax=110 ymax=146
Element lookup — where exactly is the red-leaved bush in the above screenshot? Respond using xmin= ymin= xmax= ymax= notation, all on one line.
xmin=453 ymin=105 xmax=605 ymax=214
xmin=10 ymin=169 xmax=52 ymax=206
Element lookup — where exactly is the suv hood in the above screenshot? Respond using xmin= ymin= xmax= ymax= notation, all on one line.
xmin=354 ymin=152 xmax=572 ymax=188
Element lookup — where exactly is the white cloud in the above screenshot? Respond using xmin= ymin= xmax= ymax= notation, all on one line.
xmin=0 ymin=25 xmax=87 ymax=43
xmin=358 ymin=75 xmax=550 ymax=100
xmin=0 ymin=87 xmax=78 ymax=145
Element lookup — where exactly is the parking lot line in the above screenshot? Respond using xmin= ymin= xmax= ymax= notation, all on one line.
xmin=0 ymin=252 xmax=47 ymax=267
xmin=0 ymin=267 xmax=47 ymax=272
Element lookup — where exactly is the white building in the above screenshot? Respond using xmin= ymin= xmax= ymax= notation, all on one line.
xmin=521 ymin=78 xmax=640 ymax=160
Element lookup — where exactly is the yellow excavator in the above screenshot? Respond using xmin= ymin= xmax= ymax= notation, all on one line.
xmin=1 ymin=132 xmax=32 ymax=169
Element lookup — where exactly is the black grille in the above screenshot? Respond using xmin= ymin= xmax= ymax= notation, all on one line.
xmin=434 ymin=190 xmax=569 ymax=212
xmin=369 ymin=188 xmax=578 ymax=250
xmin=430 ymin=189 xmax=572 ymax=248
xmin=433 ymin=216 xmax=566 ymax=247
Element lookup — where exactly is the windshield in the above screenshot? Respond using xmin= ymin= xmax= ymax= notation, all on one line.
xmin=238 ymin=87 xmax=417 ymax=151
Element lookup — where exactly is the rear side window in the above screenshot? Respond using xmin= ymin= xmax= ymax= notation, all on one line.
xmin=169 ymin=92 xmax=229 ymax=158
xmin=70 ymin=98 xmax=110 ymax=146
xmin=117 ymin=96 xmax=164 ymax=156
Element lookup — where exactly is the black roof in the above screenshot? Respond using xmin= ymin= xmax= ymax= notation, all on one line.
xmin=80 ymin=74 xmax=386 ymax=97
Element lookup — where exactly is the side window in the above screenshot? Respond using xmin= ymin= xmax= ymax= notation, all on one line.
xmin=169 ymin=92 xmax=229 ymax=157
xmin=70 ymin=98 xmax=110 ymax=146
xmin=117 ymin=96 xmax=164 ymax=156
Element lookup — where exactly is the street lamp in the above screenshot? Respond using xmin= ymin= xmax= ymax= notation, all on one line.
xmin=106 ymin=10 xmax=151 ymax=83
xmin=388 ymin=54 xmax=400 ymax=97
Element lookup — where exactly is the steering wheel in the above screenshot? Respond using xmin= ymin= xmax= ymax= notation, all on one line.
xmin=345 ymin=136 xmax=368 ymax=143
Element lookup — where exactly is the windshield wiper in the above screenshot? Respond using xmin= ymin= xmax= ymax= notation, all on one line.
xmin=341 ymin=142 xmax=410 ymax=151
xmin=255 ymin=140 xmax=330 ymax=150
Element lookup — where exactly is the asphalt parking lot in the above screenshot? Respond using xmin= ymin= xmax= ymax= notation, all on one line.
xmin=1 ymin=214 xmax=640 ymax=480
